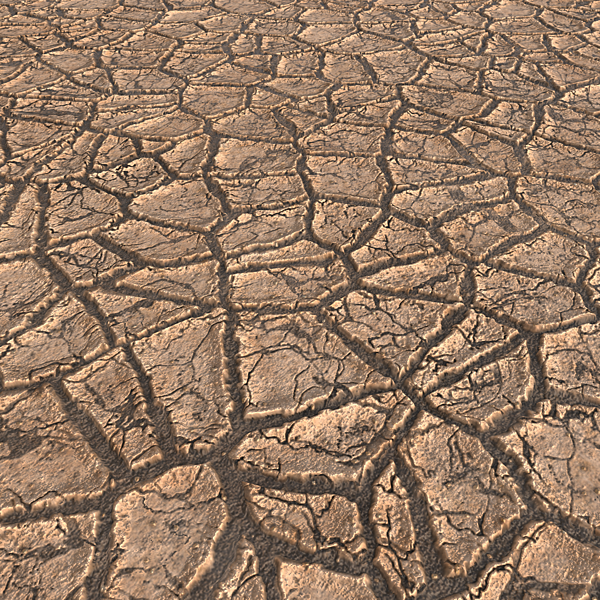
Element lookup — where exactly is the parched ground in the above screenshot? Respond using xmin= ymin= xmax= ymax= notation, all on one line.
xmin=2 ymin=0 xmax=600 ymax=598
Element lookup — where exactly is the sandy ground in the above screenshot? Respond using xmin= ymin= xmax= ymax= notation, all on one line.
xmin=2 ymin=0 xmax=600 ymax=598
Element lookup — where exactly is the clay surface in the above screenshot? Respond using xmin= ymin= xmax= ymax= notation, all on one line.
xmin=2 ymin=0 xmax=600 ymax=599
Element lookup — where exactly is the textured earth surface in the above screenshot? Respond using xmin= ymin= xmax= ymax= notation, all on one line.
xmin=2 ymin=0 xmax=600 ymax=599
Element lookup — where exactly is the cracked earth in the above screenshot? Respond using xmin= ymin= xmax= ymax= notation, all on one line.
xmin=2 ymin=0 xmax=600 ymax=599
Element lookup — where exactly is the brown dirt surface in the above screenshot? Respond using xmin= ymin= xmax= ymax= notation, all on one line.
xmin=2 ymin=0 xmax=600 ymax=599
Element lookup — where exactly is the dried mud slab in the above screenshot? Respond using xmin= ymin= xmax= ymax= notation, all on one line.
xmin=276 ymin=560 xmax=378 ymax=600
xmin=473 ymin=265 xmax=594 ymax=333
xmin=391 ymin=178 xmax=509 ymax=223
xmin=541 ymin=323 xmax=600 ymax=403
xmin=0 ymin=294 xmax=108 ymax=387
xmin=0 ymin=185 xmax=41 ymax=258
xmin=0 ymin=513 xmax=99 ymax=599
xmin=497 ymin=401 xmax=600 ymax=532
xmin=46 ymin=181 xmax=122 ymax=244
xmin=63 ymin=349 xmax=163 ymax=470
xmin=371 ymin=462 xmax=427 ymax=599
xmin=445 ymin=521 xmax=600 ymax=600
xmin=491 ymin=232 xmax=590 ymax=283
xmin=132 ymin=312 xmax=231 ymax=455
xmin=245 ymin=483 xmax=366 ymax=559
xmin=400 ymin=412 xmax=526 ymax=576
xmin=229 ymin=253 xmax=348 ymax=308
xmin=0 ymin=386 xmax=110 ymax=516
xmin=232 ymin=393 xmax=414 ymax=485
xmin=49 ymin=238 xmax=133 ymax=286
xmin=326 ymin=291 xmax=457 ymax=378
xmin=117 ymin=261 xmax=220 ymax=305
xmin=236 ymin=311 xmax=393 ymax=417
xmin=0 ymin=258 xmax=56 ymax=337
xmin=306 ymin=156 xmax=386 ymax=201
xmin=129 ymin=179 xmax=222 ymax=231
xmin=104 ymin=465 xmax=228 ymax=599
xmin=360 ymin=255 xmax=467 ymax=301
xmin=411 ymin=311 xmax=534 ymax=430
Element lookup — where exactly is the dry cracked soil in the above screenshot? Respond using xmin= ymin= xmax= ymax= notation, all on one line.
xmin=2 ymin=0 xmax=600 ymax=599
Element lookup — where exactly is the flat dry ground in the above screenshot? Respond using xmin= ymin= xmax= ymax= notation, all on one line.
xmin=2 ymin=0 xmax=600 ymax=599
